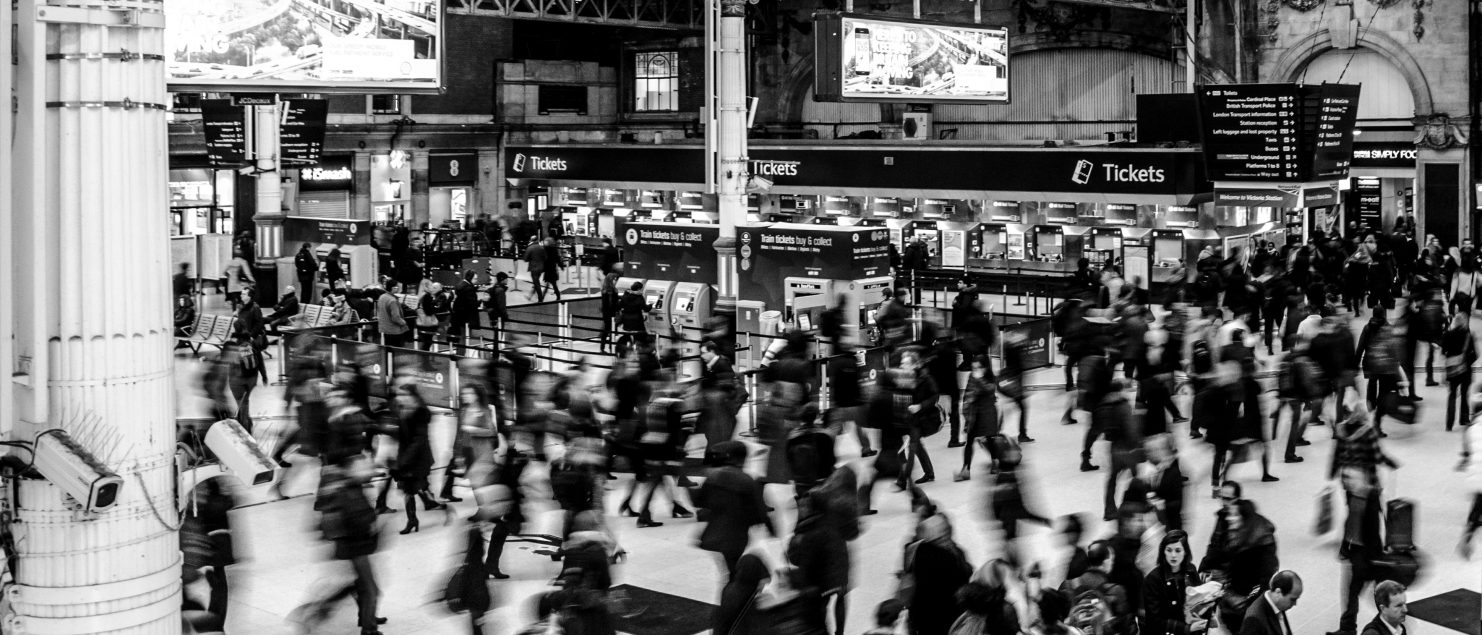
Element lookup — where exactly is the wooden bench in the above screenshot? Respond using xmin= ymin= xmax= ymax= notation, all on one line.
xmin=175 ymin=314 xmax=237 ymax=353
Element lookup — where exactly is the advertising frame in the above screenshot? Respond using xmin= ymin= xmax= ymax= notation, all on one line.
xmin=813 ymin=12 xmax=1010 ymax=104
xmin=166 ymin=0 xmax=447 ymax=95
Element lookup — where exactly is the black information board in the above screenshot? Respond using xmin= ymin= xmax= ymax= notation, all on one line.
xmin=1198 ymin=84 xmax=1302 ymax=181
xmin=1353 ymin=177 xmax=1383 ymax=231
xmin=1198 ymin=83 xmax=1361 ymax=183
xmin=280 ymin=100 xmax=328 ymax=163
xmin=201 ymin=100 xmax=247 ymax=168
xmin=1305 ymin=84 xmax=1362 ymax=180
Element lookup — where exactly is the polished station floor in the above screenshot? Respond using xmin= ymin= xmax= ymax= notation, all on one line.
xmin=177 ymin=337 xmax=1482 ymax=635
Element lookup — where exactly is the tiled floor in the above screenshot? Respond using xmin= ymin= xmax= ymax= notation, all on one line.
xmin=175 ymin=311 xmax=1482 ymax=635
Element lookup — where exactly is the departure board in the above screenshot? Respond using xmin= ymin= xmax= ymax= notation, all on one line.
xmin=1305 ymin=84 xmax=1362 ymax=180
xmin=201 ymin=100 xmax=247 ymax=168
xmin=1198 ymin=84 xmax=1302 ymax=181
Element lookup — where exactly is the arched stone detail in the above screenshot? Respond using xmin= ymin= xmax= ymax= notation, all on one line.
xmin=1269 ymin=27 xmax=1433 ymax=117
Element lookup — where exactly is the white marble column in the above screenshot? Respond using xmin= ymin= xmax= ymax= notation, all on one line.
xmin=5 ymin=0 xmax=181 ymax=633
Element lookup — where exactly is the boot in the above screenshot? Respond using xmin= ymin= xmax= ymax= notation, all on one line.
xmin=953 ymin=468 xmax=970 ymax=482
xmin=1080 ymin=457 xmax=1099 ymax=472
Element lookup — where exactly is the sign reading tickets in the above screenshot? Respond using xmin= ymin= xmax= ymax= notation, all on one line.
xmin=165 ymin=0 xmax=443 ymax=93
xmin=621 ymin=222 xmax=720 ymax=280
xmin=814 ymin=13 xmax=1009 ymax=103
xmin=737 ymin=225 xmax=892 ymax=310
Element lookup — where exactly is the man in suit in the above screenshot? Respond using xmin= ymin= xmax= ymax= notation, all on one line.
xmin=1241 ymin=570 xmax=1303 ymax=635
xmin=1360 ymin=581 xmax=1407 ymax=635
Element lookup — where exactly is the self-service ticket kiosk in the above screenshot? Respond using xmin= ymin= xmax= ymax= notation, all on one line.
xmin=851 ymin=276 xmax=894 ymax=346
xmin=313 ymin=244 xmax=377 ymax=293
xmin=669 ymin=282 xmax=714 ymax=355
xmin=644 ymin=280 xmax=676 ymax=339
xmin=784 ymin=277 xmax=830 ymax=333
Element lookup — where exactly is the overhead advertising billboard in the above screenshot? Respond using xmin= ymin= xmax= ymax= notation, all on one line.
xmin=814 ymin=13 xmax=1009 ymax=103
xmin=166 ymin=0 xmax=443 ymax=93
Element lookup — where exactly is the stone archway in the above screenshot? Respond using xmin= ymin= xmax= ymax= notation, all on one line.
xmin=1269 ymin=27 xmax=1433 ymax=117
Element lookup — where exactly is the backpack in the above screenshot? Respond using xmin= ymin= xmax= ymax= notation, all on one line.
xmin=785 ymin=426 xmax=834 ymax=485
xmin=1190 ymin=339 xmax=1213 ymax=375
xmin=1364 ymin=333 xmax=1397 ymax=375
xmin=1195 ymin=270 xmax=1220 ymax=295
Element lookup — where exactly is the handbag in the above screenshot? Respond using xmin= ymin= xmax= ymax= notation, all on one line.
xmin=416 ymin=308 xmax=439 ymax=328
xmin=1313 ymin=485 xmax=1335 ymax=536
xmin=1380 ymin=393 xmax=1418 ymax=424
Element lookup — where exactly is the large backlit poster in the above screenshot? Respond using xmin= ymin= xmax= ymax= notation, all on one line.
xmin=166 ymin=0 xmax=443 ymax=93
xmin=814 ymin=13 xmax=1009 ymax=103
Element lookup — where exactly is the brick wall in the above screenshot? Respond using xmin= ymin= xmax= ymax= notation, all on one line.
xmin=417 ymin=14 xmax=513 ymax=115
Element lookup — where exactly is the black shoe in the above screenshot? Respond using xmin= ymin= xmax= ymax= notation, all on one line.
xmin=425 ymin=500 xmax=446 ymax=511
xmin=1284 ymin=455 xmax=1304 ymax=463
xmin=1262 ymin=474 xmax=1280 ymax=482
xmin=947 ymin=440 xmax=965 ymax=448
xmin=399 ymin=522 xmax=420 ymax=534
xmin=489 ymin=571 xmax=510 ymax=580
xmin=1080 ymin=461 xmax=1099 ymax=472
xmin=1296 ymin=439 xmax=1311 ymax=446
xmin=1065 ymin=384 xmax=1075 ymax=392
xmin=1190 ymin=431 xmax=1203 ymax=439
xmin=619 ymin=503 xmax=638 ymax=518
xmin=914 ymin=476 xmax=935 ymax=484
xmin=1172 ymin=416 xmax=1189 ymax=424
xmin=1426 ymin=380 xmax=1441 ymax=387
xmin=375 ymin=506 xmax=397 ymax=515
xmin=861 ymin=449 xmax=878 ymax=458
xmin=1063 ymin=418 xmax=1077 ymax=426
xmin=441 ymin=496 xmax=463 ymax=503
xmin=861 ymin=508 xmax=880 ymax=516
xmin=637 ymin=517 xmax=664 ymax=528
xmin=672 ymin=505 xmax=693 ymax=519
xmin=1410 ymin=394 xmax=1422 ymax=401
xmin=1017 ymin=435 xmax=1036 ymax=443
xmin=276 ymin=459 xmax=292 ymax=468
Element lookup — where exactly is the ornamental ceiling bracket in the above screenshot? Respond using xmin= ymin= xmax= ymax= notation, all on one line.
xmin=1282 ymin=0 xmax=1321 ymax=11
xmin=1412 ymin=0 xmax=1425 ymax=40
xmin=1258 ymin=0 xmax=1282 ymax=41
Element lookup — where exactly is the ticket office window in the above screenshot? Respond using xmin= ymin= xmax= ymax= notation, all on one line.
xmin=1153 ymin=237 xmax=1182 ymax=266
xmin=1035 ymin=231 xmax=1063 ymax=261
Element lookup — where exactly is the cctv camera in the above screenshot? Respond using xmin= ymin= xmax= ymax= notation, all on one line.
xmin=32 ymin=430 xmax=124 ymax=513
xmin=205 ymin=420 xmax=278 ymax=486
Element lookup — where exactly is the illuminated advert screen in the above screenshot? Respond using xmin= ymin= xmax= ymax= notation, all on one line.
xmin=166 ymin=0 xmax=443 ymax=93
xmin=814 ymin=13 xmax=1009 ymax=103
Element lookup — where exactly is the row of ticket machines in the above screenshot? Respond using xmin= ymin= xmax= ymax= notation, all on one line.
xmin=737 ymin=276 xmax=896 ymax=348
xmin=614 ymin=274 xmax=897 ymax=354
xmin=615 ymin=277 xmax=716 ymax=356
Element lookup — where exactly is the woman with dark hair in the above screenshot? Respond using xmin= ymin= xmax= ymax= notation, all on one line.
xmin=392 ymin=385 xmax=445 ymax=534
xmin=1142 ymin=529 xmax=1205 ymax=635
xmin=1199 ymin=494 xmax=1279 ymax=632
xmin=901 ymin=513 xmax=973 ymax=635
xmin=947 ymin=560 xmax=1019 ymax=635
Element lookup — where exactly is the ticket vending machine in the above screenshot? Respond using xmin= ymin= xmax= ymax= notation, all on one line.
xmin=849 ymin=276 xmax=895 ymax=346
xmin=311 ymin=244 xmax=378 ymax=295
xmin=669 ymin=282 xmax=714 ymax=356
xmin=783 ymin=277 xmax=831 ymax=333
xmin=644 ymin=280 xmax=677 ymax=340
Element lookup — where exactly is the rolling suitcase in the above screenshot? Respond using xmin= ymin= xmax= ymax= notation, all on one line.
xmin=1386 ymin=498 xmax=1416 ymax=553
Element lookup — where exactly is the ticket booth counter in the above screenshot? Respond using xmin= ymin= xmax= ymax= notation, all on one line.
xmin=1031 ymin=225 xmax=1066 ymax=263
xmin=783 ymin=277 xmax=830 ymax=332
xmin=1088 ymin=227 xmax=1124 ymax=269
xmin=1122 ymin=229 xmax=1152 ymax=289
xmin=1151 ymin=230 xmax=1186 ymax=284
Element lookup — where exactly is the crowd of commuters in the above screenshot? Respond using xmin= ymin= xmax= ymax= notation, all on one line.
xmin=174 ymin=218 xmax=1476 ymax=635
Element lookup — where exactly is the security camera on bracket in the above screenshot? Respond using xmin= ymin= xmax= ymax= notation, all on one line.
xmin=28 ymin=429 xmax=124 ymax=514
xmin=176 ymin=419 xmax=279 ymax=508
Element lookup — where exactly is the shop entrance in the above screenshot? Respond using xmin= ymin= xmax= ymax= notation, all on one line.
xmin=431 ymin=186 xmax=472 ymax=229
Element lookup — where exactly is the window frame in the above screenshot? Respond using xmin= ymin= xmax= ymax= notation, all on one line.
xmin=630 ymin=50 xmax=680 ymax=114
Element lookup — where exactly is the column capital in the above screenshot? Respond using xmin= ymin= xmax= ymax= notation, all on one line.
xmin=720 ymin=0 xmax=747 ymax=17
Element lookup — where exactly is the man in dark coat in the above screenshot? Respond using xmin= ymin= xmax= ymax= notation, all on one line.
xmin=294 ymin=242 xmax=318 ymax=304
xmin=1241 ymin=571 xmax=1303 ymax=635
xmin=450 ymin=270 xmax=481 ymax=353
xmin=693 ymin=441 xmax=775 ymax=579
xmin=1359 ymin=581 xmax=1408 ymax=635
xmin=324 ymin=246 xmax=345 ymax=293
xmin=598 ymin=237 xmax=621 ymax=275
